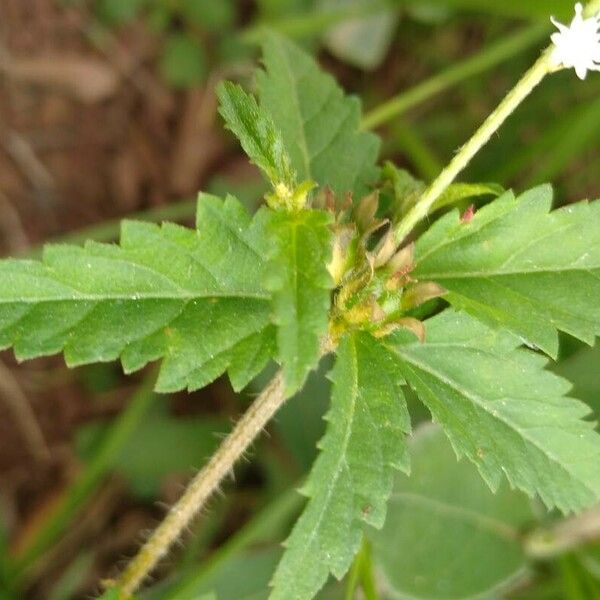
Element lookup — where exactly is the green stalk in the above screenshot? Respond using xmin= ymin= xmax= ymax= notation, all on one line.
xmin=344 ymin=538 xmax=379 ymax=600
xmin=9 ymin=374 xmax=157 ymax=584
xmin=359 ymin=540 xmax=379 ymax=600
xmin=362 ymin=23 xmax=548 ymax=130
xmin=393 ymin=48 xmax=555 ymax=243
xmin=389 ymin=0 xmax=600 ymax=243
xmin=113 ymin=372 xmax=287 ymax=598
xmin=344 ymin=549 xmax=362 ymax=600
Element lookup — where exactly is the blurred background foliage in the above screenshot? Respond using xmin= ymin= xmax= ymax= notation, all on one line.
xmin=0 ymin=0 xmax=599 ymax=598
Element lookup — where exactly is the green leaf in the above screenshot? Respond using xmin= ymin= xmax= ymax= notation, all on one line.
xmin=372 ymin=425 xmax=533 ymax=600
xmin=381 ymin=309 xmax=600 ymax=513
xmin=414 ymin=186 xmax=600 ymax=358
xmin=0 ymin=194 xmax=274 ymax=393
xmin=383 ymin=163 xmax=502 ymax=218
xmin=228 ymin=325 xmax=277 ymax=392
xmin=270 ymin=332 xmax=410 ymax=599
xmin=431 ymin=181 xmax=505 ymax=213
xmin=160 ymin=33 xmax=207 ymax=88
xmin=257 ymin=32 xmax=380 ymax=198
xmin=266 ymin=208 xmax=333 ymax=395
xmin=217 ymin=81 xmax=296 ymax=190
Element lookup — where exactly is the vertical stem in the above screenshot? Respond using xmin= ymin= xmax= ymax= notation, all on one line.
xmin=114 ymin=372 xmax=286 ymax=599
xmin=344 ymin=546 xmax=362 ymax=600
xmin=361 ymin=23 xmax=548 ymax=130
xmin=393 ymin=50 xmax=554 ymax=244
xmin=345 ymin=538 xmax=379 ymax=600
xmin=359 ymin=540 xmax=379 ymax=600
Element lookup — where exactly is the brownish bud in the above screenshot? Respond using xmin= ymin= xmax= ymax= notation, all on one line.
xmin=371 ymin=301 xmax=387 ymax=323
xmin=461 ymin=203 xmax=476 ymax=223
xmin=388 ymin=243 xmax=415 ymax=274
xmin=327 ymin=225 xmax=356 ymax=285
xmin=373 ymin=317 xmax=425 ymax=342
xmin=401 ymin=281 xmax=446 ymax=310
xmin=354 ymin=191 xmax=379 ymax=232
xmin=374 ymin=231 xmax=397 ymax=267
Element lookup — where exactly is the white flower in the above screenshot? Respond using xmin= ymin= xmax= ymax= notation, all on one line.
xmin=550 ymin=2 xmax=600 ymax=80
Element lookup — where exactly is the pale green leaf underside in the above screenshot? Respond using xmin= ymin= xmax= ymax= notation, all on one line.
xmin=257 ymin=32 xmax=380 ymax=198
xmin=414 ymin=185 xmax=600 ymax=357
xmin=270 ymin=332 xmax=410 ymax=600
xmin=266 ymin=208 xmax=333 ymax=395
xmin=382 ymin=309 xmax=600 ymax=513
xmin=217 ymin=81 xmax=295 ymax=189
xmin=372 ymin=425 xmax=532 ymax=600
xmin=0 ymin=194 xmax=274 ymax=393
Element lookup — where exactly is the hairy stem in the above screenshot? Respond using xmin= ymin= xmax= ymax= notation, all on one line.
xmin=392 ymin=0 xmax=600 ymax=244
xmin=393 ymin=49 xmax=554 ymax=244
xmin=361 ymin=23 xmax=548 ymax=131
xmin=113 ymin=371 xmax=286 ymax=598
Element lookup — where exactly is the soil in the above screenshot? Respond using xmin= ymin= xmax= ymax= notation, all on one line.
xmin=0 ymin=1 xmax=244 ymax=596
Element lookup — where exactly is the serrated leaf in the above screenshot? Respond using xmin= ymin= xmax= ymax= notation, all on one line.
xmin=228 ymin=324 xmax=277 ymax=392
xmin=431 ymin=181 xmax=504 ymax=212
xmin=0 ymin=194 xmax=274 ymax=393
xmin=381 ymin=309 xmax=600 ymax=513
xmin=266 ymin=209 xmax=333 ymax=395
xmin=257 ymin=32 xmax=380 ymax=198
xmin=414 ymin=185 xmax=600 ymax=357
xmin=384 ymin=163 xmax=502 ymax=219
xmin=217 ymin=81 xmax=295 ymax=190
xmin=372 ymin=425 xmax=533 ymax=600
xmin=270 ymin=332 xmax=410 ymax=600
